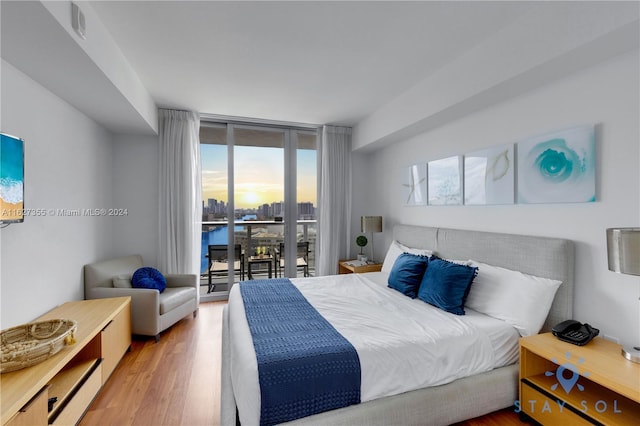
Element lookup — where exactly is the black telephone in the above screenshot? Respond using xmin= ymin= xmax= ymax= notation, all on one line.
xmin=552 ymin=320 xmax=599 ymax=346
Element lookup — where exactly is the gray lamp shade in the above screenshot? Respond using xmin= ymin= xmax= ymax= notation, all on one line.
xmin=361 ymin=216 xmax=383 ymax=233
xmin=607 ymin=228 xmax=640 ymax=276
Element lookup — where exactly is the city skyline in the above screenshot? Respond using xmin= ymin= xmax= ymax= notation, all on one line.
xmin=203 ymin=198 xmax=316 ymax=218
xmin=201 ymin=144 xmax=317 ymax=209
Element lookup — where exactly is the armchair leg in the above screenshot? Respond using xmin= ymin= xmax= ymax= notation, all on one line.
xmin=154 ymin=334 xmax=160 ymax=343
xmin=193 ymin=309 xmax=198 ymax=318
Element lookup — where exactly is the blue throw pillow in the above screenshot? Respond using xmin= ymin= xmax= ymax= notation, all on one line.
xmin=132 ymin=267 xmax=167 ymax=293
xmin=417 ymin=257 xmax=478 ymax=315
xmin=387 ymin=252 xmax=429 ymax=298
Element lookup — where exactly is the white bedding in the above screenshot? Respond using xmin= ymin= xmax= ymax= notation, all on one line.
xmin=228 ymin=272 xmax=520 ymax=426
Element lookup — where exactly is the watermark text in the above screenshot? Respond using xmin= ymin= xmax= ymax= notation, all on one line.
xmin=1 ymin=208 xmax=129 ymax=217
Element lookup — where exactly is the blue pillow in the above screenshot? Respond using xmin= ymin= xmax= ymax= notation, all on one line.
xmin=387 ymin=252 xmax=429 ymax=298
xmin=132 ymin=267 xmax=167 ymax=293
xmin=417 ymin=257 xmax=478 ymax=315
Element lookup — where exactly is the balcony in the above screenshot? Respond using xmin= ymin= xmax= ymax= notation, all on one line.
xmin=200 ymin=220 xmax=316 ymax=297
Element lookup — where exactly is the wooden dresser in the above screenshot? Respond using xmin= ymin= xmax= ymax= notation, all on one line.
xmin=1 ymin=297 xmax=131 ymax=426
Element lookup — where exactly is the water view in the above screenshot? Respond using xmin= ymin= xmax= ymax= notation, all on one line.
xmin=200 ymin=215 xmax=257 ymax=273
xmin=199 ymin=126 xmax=318 ymax=288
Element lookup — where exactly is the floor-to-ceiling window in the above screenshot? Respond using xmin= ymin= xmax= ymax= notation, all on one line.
xmin=200 ymin=120 xmax=317 ymax=300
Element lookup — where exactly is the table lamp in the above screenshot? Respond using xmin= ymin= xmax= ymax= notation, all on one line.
xmin=361 ymin=216 xmax=383 ymax=262
xmin=606 ymin=227 xmax=640 ymax=363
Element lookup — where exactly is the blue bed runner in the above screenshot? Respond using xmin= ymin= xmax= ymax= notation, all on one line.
xmin=240 ymin=278 xmax=361 ymax=426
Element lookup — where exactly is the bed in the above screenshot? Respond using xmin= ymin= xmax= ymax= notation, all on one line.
xmin=220 ymin=224 xmax=574 ymax=425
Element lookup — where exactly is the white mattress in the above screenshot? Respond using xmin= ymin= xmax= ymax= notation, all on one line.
xmin=228 ymin=272 xmax=520 ymax=426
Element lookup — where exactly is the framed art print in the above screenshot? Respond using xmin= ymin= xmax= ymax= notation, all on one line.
xmin=464 ymin=144 xmax=514 ymax=205
xmin=401 ymin=164 xmax=427 ymax=206
xmin=517 ymin=125 xmax=595 ymax=204
xmin=428 ymin=156 xmax=462 ymax=205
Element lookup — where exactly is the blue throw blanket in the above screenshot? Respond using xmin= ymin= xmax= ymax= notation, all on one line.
xmin=240 ymin=279 xmax=361 ymax=426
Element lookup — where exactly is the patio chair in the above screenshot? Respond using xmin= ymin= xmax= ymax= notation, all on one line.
xmin=208 ymin=244 xmax=244 ymax=292
xmin=276 ymin=241 xmax=309 ymax=278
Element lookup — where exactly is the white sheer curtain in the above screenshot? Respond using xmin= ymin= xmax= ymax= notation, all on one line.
xmin=158 ymin=109 xmax=202 ymax=276
xmin=316 ymin=125 xmax=352 ymax=276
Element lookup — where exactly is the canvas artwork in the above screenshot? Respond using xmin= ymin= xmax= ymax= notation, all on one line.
xmin=517 ymin=125 xmax=595 ymax=204
xmin=464 ymin=144 xmax=514 ymax=205
xmin=428 ymin=156 xmax=462 ymax=205
xmin=401 ymin=164 xmax=427 ymax=206
xmin=1 ymin=133 xmax=25 ymax=223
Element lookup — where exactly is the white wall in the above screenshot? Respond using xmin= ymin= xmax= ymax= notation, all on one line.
xmin=354 ymin=51 xmax=640 ymax=348
xmin=111 ymin=135 xmax=160 ymax=267
xmin=353 ymin=3 xmax=639 ymax=151
xmin=0 ymin=60 xmax=115 ymax=328
xmin=39 ymin=0 xmax=158 ymax=134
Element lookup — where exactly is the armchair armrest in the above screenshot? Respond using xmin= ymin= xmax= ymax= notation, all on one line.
xmin=165 ymin=273 xmax=200 ymax=305
xmin=165 ymin=274 xmax=198 ymax=289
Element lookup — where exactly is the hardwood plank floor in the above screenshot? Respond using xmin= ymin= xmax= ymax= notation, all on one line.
xmin=81 ymin=302 xmax=223 ymax=426
xmin=81 ymin=302 xmax=525 ymax=425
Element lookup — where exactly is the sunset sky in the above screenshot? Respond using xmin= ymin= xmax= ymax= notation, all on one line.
xmin=201 ymin=144 xmax=317 ymax=209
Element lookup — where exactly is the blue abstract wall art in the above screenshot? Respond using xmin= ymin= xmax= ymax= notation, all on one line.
xmin=517 ymin=125 xmax=595 ymax=204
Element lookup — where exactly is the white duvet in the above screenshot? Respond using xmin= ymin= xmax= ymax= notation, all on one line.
xmin=228 ymin=272 xmax=520 ymax=426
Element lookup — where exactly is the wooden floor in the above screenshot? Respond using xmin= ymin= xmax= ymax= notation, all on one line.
xmin=80 ymin=302 xmax=224 ymax=426
xmin=80 ymin=302 xmax=525 ymax=426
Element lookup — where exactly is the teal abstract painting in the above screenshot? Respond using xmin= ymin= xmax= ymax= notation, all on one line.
xmin=517 ymin=125 xmax=595 ymax=204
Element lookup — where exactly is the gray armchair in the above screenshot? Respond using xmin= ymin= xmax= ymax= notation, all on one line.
xmin=84 ymin=255 xmax=199 ymax=342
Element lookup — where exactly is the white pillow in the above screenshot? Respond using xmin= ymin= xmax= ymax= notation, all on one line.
xmin=443 ymin=258 xmax=472 ymax=266
xmin=466 ymin=260 xmax=562 ymax=337
xmin=112 ymin=274 xmax=132 ymax=288
xmin=381 ymin=240 xmax=433 ymax=273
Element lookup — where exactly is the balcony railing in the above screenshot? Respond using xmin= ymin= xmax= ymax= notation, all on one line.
xmin=201 ymin=220 xmax=316 ymax=294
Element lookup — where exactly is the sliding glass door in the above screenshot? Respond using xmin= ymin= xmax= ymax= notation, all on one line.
xmin=234 ymin=126 xmax=286 ymax=280
xmin=200 ymin=121 xmax=317 ymax=300
xmin=296 ymin=131 xmax=317 ymax=277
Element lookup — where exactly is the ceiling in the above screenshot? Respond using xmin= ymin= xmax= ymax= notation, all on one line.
xmin=4 ymin=1 xmax=635 ymax=139
xmin=89 ymin=1 xmax=530 ymax=127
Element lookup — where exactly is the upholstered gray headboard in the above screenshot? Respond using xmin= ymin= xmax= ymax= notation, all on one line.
xmin=393 ymin=225 xmax=574 ymax=332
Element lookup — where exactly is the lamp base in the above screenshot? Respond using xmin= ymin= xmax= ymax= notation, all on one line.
xmin=622 ymin=346 xmax=640 ymax=363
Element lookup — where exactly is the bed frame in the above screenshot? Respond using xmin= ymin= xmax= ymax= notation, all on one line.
xmin=220 ymin=225 xmax=574 ymax=425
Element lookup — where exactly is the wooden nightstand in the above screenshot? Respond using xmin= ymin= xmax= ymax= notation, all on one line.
xmin=338 ymin=260 xmax=382 ymax=274
xmin=519 ymin=332 xmax=640 ymax=425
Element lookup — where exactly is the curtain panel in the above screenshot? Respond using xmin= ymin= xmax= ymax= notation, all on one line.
xmin=317 ymin=125 xmax=352 ymax=276
xmin=158 ymin=109 xmax=202 ymax=277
